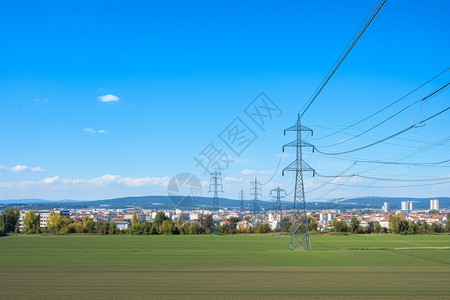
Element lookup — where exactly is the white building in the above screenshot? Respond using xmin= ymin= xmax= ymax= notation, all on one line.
xmin=401 ymin=201 xmax=413 ymax=211
xmin=382 ymin=202 xmax=389 ymax=213
xmin=430 ymin=199 xmax=439 ymax=211
xmin=380 ymin=218 xmax=390 ymax=228
xmin=319 ymin=212 xmax=336 ymax=224
xmin=115 ymin=221 xmax=130 ymax=230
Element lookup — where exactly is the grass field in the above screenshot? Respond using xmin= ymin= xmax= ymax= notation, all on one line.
xmin=1 ymin=234 xmax=449 ymax=299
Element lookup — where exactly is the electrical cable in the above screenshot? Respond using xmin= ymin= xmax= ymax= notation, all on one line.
xmin=315 ymin=106 xmax=450 ymax=155
xmin=309 ymin=68 xmax=449 ymax=141
xmin=320 ymin=81 xmax=450 ymax=147
xmin=300 ymin=0 xmax=387 ymax=118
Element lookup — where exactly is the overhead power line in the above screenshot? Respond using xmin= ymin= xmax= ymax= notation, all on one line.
xmin=354 ymin=158 xmax=450 ymax=166
xmin=315 ymin=106 xmax=450 ymax=155
xmin=320 ymin=80 xmax=450 ymax=147
xmin=315 ymin=179 xmax=450 ymax=189
xmin=316 ymin=172 xmax=450 ymax=182
xmin=310 ymin=68 xmax=449 ymax=141
xmin=299 ymin=0 xmax=387 ymax=118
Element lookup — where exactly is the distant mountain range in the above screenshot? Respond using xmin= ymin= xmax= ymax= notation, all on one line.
xmin=1 ymin=196 xmax=449 ymax=211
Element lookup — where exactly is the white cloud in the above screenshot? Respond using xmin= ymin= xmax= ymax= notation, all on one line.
xmin=0 ymin=165 xmax=45 ymax=172
xmin=97 ymin=94 xmax=119 ymax=103
xmin=0 ymin=174 xmax=170 ymax=189
xmin=41 ymin=176 xmax=59 ymax=184
xmin=224 ymin=177 xmax=242 ymax=182
xmin=258 ymin=170 xmax=274 ymax=175
xmin=33 ymin=98 xmax=48 ymax=103
xmin=241 ymin=169 xmax=255 ymax=175
xmin=83 ymin=128 xmax=107 ymax=134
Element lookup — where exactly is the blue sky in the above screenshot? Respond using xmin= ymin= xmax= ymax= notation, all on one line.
xmin=1 ymin=0 xmax=449 ymax=201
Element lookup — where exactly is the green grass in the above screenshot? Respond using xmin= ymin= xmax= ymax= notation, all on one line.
xmin=1 ymin=234 xmax=449 ymax=299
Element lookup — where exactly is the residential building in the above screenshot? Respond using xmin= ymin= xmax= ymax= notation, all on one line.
xmin=401 ymin=201 xmax=413 ymax=211
xmin=430 ymin=199 xmax=439 ymax=211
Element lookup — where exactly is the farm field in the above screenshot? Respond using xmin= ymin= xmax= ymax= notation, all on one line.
xmin=0 ymin=234 xmax=449 ymax=299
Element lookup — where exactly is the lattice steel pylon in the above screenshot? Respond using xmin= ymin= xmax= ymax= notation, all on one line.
xmin=270 ymin=187 xmax=286 ymax=234
xmin=209 ymin=171 xmax=223 ymax=234
xmin=239 ymin=189 xmax=245 ymax=213
xmin=249 ymin=177 xmax=261 ymax=223
xmin=282 ymin=114 xmax=315 ymax=250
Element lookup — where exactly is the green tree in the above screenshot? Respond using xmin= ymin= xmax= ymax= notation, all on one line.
xmin=132 ymin=211 xmax=139 ymax=226
xmin=445 ymin=214 xmax=450 ymax=233
xmin=67 ymin=222 xmax=84 ymax=234
xmin=23 ymin=210 xmax=40 ymax=234
xmin=162 ymin=220 xmax=174 ymax=235
xmin=406 ymin=221 xmax=418 ymax=235
xmin=47 ymin=210 xmax=62 ymax=232
xmin=109 ymin=221 xmax=117 ymax=235
xmin=96 ymin=221 xmax=109 ymax=235
xmin=154 ymin=212 xmax=168 ymax=228
xmin=331 ymin=218 xmax=348 ymax=232
xmin=417 ymin=221 xmax=428 ymax=234
xmin=255 ymin=222 xmax=271 ymax=234
xmin=176 ymin=216 xmax=184 ymax=230
xmin=428 ymin=209 xmax=439 ymax=215
xmin=188 ymin=222 xmax=201 ymax=234
xmin=349 ymin=216 xmax=360 ymax=233
xmin=0 ymin=208 xmax=20 ymax=233
xmin=389 ymin=214 xmax=408 ymax=234
xmin=221 ymin=224 xmax=230 ymax=234
xmin=373 ymin=222 xmax=382 ymax=233
xmin=228 ymin=217 xmax=239 ymax=230
xmin=429 ymin=222 xmax=443 ymax=233
xmin=60 ymin=217 xmax=73 ymax=233
xmin=202 ymin=214 xmax=212 ymax=233
xmin=82 ymin=216 xmax=95 ymax=233
xmin=308 ymin=216 xmax=318 ymax=232
xmin=150 ymin=223 xmax=159 ymax=235
xmin=282 ymin=216 xmax=291 ymax=233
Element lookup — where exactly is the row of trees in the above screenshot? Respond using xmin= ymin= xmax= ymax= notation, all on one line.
xmin=2 ymin=209 xmax=449 ymax=236
xmin=330 ymin=214 xmax=450 ymax=234
xmin=0 ymin=210 xmax=277 ymax=236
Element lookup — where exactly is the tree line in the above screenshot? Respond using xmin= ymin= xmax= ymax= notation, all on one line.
xmin=2 ymin=209 xmax=449 ymax=236
xmin=329 ymin=214 xmax=450 ymax=234
xmin=0 ymin=209 xmax=275 ymax=236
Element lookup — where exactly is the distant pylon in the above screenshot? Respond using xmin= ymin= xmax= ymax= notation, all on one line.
xmin=209 ymin=171 xmax=223 ymax=234
xmin=250 ymin=177 xmax=262 ymax=223
xmin=270 ymin=187 xmax=286 ymax=234
xmin=282 ymin=114 xmax=315 ymax=250
xmin=239 ymin=189 xmax=245 ymax=213
xmin=209 ymin=171 xmax=223 ymax=211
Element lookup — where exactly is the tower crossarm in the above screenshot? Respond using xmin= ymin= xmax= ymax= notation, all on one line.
xmin=282 ymin=159 xmax=315 ymax=176
xmin=282 ymin=140 xmax=315 ymax=152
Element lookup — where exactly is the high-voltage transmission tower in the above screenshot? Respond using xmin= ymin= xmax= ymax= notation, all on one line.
xmin=282 ymin=114 xmax=315 ymax=250
xmin=270 ymin=187 xmax=286 ymax=234
xmin=209 ymin=171 xmax=223 ymax=210
xmin=209 ymin=171 xmax=223 ymax=234
xmin=249 ymin=177 xmax=262 ymax=223
xmin=239 ymin=189 xmax=245 ymax=213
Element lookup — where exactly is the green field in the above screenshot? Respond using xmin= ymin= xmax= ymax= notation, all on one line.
xmin=1 ymin=234 xmax=449 ymax=299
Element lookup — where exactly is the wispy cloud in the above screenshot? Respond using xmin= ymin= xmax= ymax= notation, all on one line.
xmin=0 ymin=165 xmax=45 ymax=172
xmin=83 ymin=128 xmax=107 ymax=134
xmin=224 ymin=177 xmax=243 ymax=182
xmin=241 ymin=169 xmax=255 ymax=175
xmin=97 ymin=94 xmax=119 ymax=103
xmin=258 ymin=170 xmax=274 ymax=175
xmin=33 ymin=98 xmax=48 ymax=103
xmin=0 ymin=174 xmax=170 ymax=189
